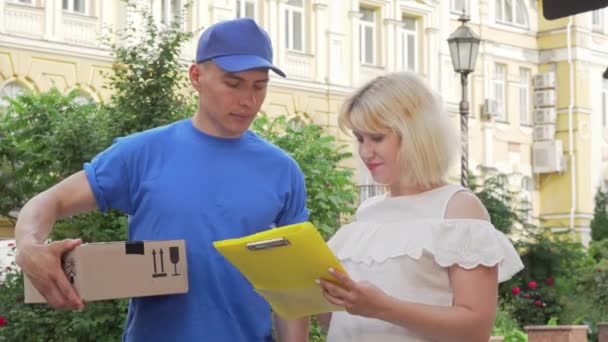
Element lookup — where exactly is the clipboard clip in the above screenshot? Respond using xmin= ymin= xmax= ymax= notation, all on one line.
xmin=246 ymin=237 xmax=290 ymax=251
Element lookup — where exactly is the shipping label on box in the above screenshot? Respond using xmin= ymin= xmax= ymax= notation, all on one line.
xmin=25 ymin=240 xmax=188 ymax=303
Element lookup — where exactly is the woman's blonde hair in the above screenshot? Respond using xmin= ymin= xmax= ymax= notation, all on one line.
xmin=338 ymin=72 xmax=457 ymax=188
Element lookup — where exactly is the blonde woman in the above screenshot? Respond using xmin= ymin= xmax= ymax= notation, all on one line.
xmin=317 ymin=72 xmax=523 ymax=342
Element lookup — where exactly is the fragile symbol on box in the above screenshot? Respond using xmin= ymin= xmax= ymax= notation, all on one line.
xmin=152 ymin=246 xmax=181 ymax=278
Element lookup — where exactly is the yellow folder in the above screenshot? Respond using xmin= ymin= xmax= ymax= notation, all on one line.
xmin=213 ymin=221 xmax=347 ymax=319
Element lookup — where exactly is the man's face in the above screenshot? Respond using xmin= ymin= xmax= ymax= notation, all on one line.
xmin=189 ymin=61 xmax=269 ymax=138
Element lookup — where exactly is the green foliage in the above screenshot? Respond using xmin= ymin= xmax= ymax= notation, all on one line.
xmin=493 ymin=302 xmax=528 ymax=342
xmin=468 ymin=169 xmax=519 ymax=234
xmin=506 ymin=278 xmax=563 ymax=327
xmin=252 ymin=114 xmax=357 ymax=240
xmin=101 ymin=0 xmax=195 ymax=136
xmin=589 ymin=239 xmax=608 ymax=262
xmin=590 ymin=188 xmax=608 ymax=242
xmin=0 ymin=89 xmax=106 ymax=221
xmin=0 ymin=268 xmax=127 ymax=342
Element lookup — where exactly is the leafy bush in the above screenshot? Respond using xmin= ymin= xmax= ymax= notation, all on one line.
xmin=590 ymin=188 xmax=608 ymax=242
xmin=252 ymin=114 xmax=357 ymax=240
xmin=493 ymin=302 xmax=528 ymax=342
xmin=507 ymin=278 xmax=562 ymax=327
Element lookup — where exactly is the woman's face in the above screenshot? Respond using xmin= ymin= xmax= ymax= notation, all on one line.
xmin=354 ymin=128 xmax=402 ymax=186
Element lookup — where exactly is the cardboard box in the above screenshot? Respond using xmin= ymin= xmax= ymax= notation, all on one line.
xmin=24 ymin=240 xmax=188 ymax=303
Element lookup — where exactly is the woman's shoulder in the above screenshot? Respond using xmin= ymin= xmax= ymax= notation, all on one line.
xmin=445 ymin=189 xmax=490 ymax=221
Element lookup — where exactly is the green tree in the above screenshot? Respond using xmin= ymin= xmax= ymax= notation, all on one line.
xmin=590 ymin=188 xmax=608 ymax=242
xmin=0 ymin=89 xmax=106 ymax=223
xmin=101 ymin=0 xmax=196 ymax=136
xmin=468 ymin=168 xmax=519 ymax=235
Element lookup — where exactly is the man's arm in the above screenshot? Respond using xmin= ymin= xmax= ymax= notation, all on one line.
xmin=15 ymin=171 xmax=98 ymax=310
xmin=274 ymin=314 xmax=309 ymax=342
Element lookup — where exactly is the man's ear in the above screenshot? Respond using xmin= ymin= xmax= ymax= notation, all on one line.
xmin=189 ymin=64 xmax=201 ymax=91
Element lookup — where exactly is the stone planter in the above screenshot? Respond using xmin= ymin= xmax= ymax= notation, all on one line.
xmin=489 ymin=336 xmax=504 ymax=342
xmin=525 ymin=325 xmax=588 ymax=342
xmin=598 ymin=323 xmax=608 ymax=342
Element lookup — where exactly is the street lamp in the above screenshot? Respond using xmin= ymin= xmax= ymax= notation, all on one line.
xmin=447 ymin=14 xmax=481 ymax=188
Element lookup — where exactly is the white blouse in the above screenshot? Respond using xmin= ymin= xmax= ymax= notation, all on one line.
xmin=326 ymin=184 xmax=524 ymax=342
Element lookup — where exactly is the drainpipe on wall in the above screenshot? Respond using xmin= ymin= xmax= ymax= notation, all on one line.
xmin=566 ymin=16 xmax=576 ymax=240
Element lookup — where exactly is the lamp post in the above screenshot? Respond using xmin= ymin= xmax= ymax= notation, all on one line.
xmin=447 ymin=14 xmax=481 ymax=188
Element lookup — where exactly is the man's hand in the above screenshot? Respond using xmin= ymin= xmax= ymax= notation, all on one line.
xmin=318 ymin=268 xmax=388 ymax=319
xmin=17 ymin=239 xmax=84 ymax=310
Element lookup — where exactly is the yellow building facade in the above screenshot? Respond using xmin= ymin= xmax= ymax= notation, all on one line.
xmin=1 ymin=0 xmax=607 ymax=242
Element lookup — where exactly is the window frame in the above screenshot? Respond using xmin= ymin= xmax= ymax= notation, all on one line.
xmin=62 ymin=0 xmax=87 ymax=15
xmin=592 ymin=10 xmax=604 ymax=32
xmin=519 ymin=68 xmax=531 ymax=126
xmin=602 ymin=79 xmax=608 ymax=128
xmin=493 ymin=63 xmax=507 ymax=122
xmin=235 ymin=0 xmax=257 ymax=19
xmin=359 ymin=6 xmax=376 ymax=66
xmin=495 ymin=0 xmax=529 ymax=28
xmin=399 ymin=15 xmax=417 ymax=72
xmin=284 ymin=0 xmax=305 ymax=52
xmin=450 ymin=0 xmax=467 ymax=15
xmin=0 ymin=81 xmax=27 ymax=107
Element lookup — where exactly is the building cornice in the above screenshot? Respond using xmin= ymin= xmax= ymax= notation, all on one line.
xmin=0 ymin=34 xmax=112 ymax=61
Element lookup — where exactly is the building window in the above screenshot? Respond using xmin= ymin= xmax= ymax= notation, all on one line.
xmin=236 ymin=0 xmax=256 ymax=19
xmin=495 ymin=0 xmax=528 ymax=28
xmin=162 ymin=0 xmax=182 ymax=25
xmin=284 ymin=0 xmax=304 ymax=52
xmin=62 ymin=0 xmax=86 ymax=14
xmin=0 ymin=82 xmax=27 ymax=107
xmin=149 ymin=0 xmax=183 ymax=26
xmin=451 ymin=0 xmax=467 ymax=14
xmin=519 ymin=68 xmax=530 ymax=125
xmin=399 ymin=16 xmax=417 ymax=72
xmin=592 ymin=10 xmax=604 ymax=32
xmin=603 ymin=79 xmax=608 ymax=128
xmin=359 ymin=7 xmax=376 ymax=65
xmin=493 ymin=63 xmax=507 ymax=121
xmin=72 ymin=90 xmax=95 ymax=105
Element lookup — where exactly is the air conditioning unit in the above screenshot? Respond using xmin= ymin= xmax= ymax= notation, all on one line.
xmin=533 ymin=72 xmax=556 ymax=89
xmin=534 ymin=90 xmax=556 ymax=107
xmin=533 ymin=107 xmax=557 ymax=125
xmin=533 ymin=140 xmax=563 ymax=174
xmin=533 ymin=124 xmax=556 ymax=141
xmin=481 ymin=99 xmax=498 ymax=120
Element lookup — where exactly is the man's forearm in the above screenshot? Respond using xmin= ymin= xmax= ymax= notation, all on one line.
xmin=274 ymin=314 xmax=309 ymax=342
xmin=15 ymin=193 xmax=58 ymax=246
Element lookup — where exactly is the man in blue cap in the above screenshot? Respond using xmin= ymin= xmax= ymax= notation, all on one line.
xmin=15 ymin=18 xmax=310 ymax=341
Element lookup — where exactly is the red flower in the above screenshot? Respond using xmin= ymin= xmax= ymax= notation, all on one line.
xmin=0 ymin=316 xmax=6 ymax=327
xmin=4 ymin=267 xmax=10 ymax=271
xmin=512 ymin=286 xmax=521 ymax=295
xmin=522 ymin=293 xmax=531 ymax=299
xmin=534 ymin=300 xmax=543 ymax=307
xmin=528 ymin=281 xmax=537 ymax=289
xmin=546 ymin=278 xmax=554 ymax=285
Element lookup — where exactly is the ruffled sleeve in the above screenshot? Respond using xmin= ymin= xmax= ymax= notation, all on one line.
xmin=328 ymin=219 xmax=523 ymax=283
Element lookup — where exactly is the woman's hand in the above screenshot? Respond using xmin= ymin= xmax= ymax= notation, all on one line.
xmin=317 ymin=268 xmax=388 ymax=318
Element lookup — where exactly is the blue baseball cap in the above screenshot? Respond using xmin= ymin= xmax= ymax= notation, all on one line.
xmin=196 ymin=18 xmax=285 ymax=77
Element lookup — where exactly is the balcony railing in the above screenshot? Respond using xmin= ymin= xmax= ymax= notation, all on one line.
xmin=358 ymin=184 xmax=387 ymax=204
xmin=4 ymin=3 xmax=45 ymax=39
xmin=63 ymin=13 xmax=98 ymax=46
xmin=284 ymin=51 xmax=314 ymax=80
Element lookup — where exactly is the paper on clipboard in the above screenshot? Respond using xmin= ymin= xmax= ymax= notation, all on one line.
xmin=213 ymin=221 xmax=347 ymax=319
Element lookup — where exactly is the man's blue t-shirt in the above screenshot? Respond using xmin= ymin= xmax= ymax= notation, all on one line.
xmin=83 ymin=118 xmax=309 ymax=341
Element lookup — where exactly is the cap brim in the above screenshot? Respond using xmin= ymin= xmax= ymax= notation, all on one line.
xmin=213 ymin=55 xmax=286 ymax=77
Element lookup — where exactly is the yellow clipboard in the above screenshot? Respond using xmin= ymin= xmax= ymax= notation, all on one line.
xmin=213 ymin=221 xmax=347 ymax=319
